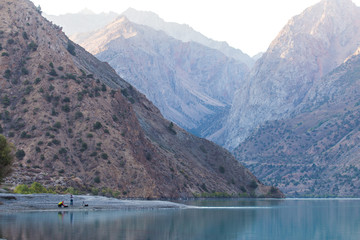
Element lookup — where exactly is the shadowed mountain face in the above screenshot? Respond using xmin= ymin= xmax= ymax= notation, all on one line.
xmin=0 ymin=0 xmax=282 ymax=198
xmin=72 ymin=16 xmax=249 ymax=138
xmin=220 ymin=0 xmax=360 ymax=150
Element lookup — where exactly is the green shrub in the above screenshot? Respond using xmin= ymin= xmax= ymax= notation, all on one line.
xmin=2 ymin=95 xmax=10 ymax=107
xmin=1 ymin=52 xmax=9 ymax=57
xmin=74 ymin=111 xmax=83 ymax=120
xmin=62 ymin=104 xmax=70 ymax=112
xmin=28 ymin=41 xmax=38 ymax=51
xmin=80 ymin=142 xmax=88 ymax=152
xmin=101 ymin=84 xmax=107 ymax=92
xmin=77 ymin=92 xmax=84 ymax=101
xmin=94 ymin=176 xmax=100 ymax=184
xmin=15 ymin=150 xmax=25 ymax=160
xmin=53 ymin=122 xmax=62 ymax=129
xmin=59 ymin=148 xmax=67 ymax=155
xmin=3 ymin=69 xmax=11 ymax=79
xmin=48 ymin=69 xmax=57 ymax=76
xmin=249 ymin=180 xmax=258 ymax=189
xmin=14 ymin=182 xmax=50 ymax=194
xmin=24 ymin=86 xmax=33 ymax=95
xmin=30 ymin=182 xmax=47 ymax=193
xmin=62 ymin=97 xmax=70 ymax=103
xmin=21 ymin=67 xmax=29 ymax=75
xmin=168 ymin=122 xmax=177 ymax=135
xmin=67 ymin=41 xmax=76 ymax=56
xmin=93 ymin=122 xmax=102 ymax=130
xmin=14 ymin=184 xmax=30 ymax=194
xmin=52 ymin=139 xmax=61 ymax=145
xmin=0 ymin=134 xmax=14 ymax=182
xmin=22 ymin=32 xmax=29 ymax=40
xmin=101 ymin=153 xmax=108 ymax=160
xmin=36 ymin=5 xmax=42 ymax=14
xmin=35 ymin=146 xmax=41 ymax=153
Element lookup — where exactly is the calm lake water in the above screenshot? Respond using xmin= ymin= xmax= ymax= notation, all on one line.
xmin=1 ymin=199 xmax=360 ymax=240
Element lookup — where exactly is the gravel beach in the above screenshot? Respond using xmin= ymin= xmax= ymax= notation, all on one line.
xmin=0 ymin=193 xmax=187 ymax=213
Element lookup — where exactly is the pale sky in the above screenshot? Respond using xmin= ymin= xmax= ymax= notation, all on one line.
xmin=30 ymin=0 xmax=360 ymax=56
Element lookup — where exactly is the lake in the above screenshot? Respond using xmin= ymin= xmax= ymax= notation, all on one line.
xmin=1 ymin=199 xmax=359 ymax=240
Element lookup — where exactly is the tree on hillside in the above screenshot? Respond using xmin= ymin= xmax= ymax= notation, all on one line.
xmin=0 ymin=134 xmax=14 ymax=182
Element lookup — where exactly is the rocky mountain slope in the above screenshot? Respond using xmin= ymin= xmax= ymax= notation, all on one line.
xmin=234 ymin=49 xmax=360 ymax=196
xmin=219 ymin=0 xmax=360 ymax=150
xmin=0 ymin=0 xmax=282 ymax=198
xmin=72 ymin=16 xmax=249 ymax=137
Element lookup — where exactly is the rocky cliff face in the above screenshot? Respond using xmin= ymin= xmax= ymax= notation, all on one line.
xmin=234 ymin=50 xmax=360 ymax=196
xmin=0 ymin=0 xmax=282 ymax=198
xmin=220 ymin=0 xmax=360 ymax=149
xmin=73 ymin=16 xmax=249 ymax=137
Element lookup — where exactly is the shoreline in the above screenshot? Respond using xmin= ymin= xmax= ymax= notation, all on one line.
xmin=0 ymin=193 xmax=188 ymax=213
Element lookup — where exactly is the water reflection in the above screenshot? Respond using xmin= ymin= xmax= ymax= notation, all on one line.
xmin=0 ymin=199 xmax=360 ymax=240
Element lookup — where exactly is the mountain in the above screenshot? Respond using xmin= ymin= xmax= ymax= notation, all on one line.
xmin=45 ymin=8 xmax=254 ymax=68
xmin=72 ymin=16 xmax=249 ymax=137
xmin=0 ymin=0 xmax=282 ymax=198
xmin=44 ymin=11 xmax=118 ymax=36
xmin=234 ymin=48 xmax=360 ymax=196
xmin=121 ymin=8 xmax=254 ymax=67
xmin=220 ymin=0 xmax=360 ymax=149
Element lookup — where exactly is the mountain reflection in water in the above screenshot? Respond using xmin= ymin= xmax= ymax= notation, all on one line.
xmin=1 ymin=199 xmax=360 ymax=240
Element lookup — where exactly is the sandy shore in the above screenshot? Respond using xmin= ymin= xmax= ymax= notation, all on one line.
xmin=0 ymin=193 xmax=187 ymax=213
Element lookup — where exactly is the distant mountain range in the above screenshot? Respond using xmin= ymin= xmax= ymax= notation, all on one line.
xmin=0 ymin=0 xmax=282 ymax=198
xmin=47 ymin=8 xmax=255 ymax=138
xmin=45 ymin=8 xmax=254 ymax=67
xmin=120 ymin=8 xmax=255 ymax=67
xmin=71 ymin=16 xmax=249 ymax=136
xmin=44 ymin=0 xmax=360 ymax=197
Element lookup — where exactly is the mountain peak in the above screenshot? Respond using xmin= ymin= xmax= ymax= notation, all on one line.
xmin=120 ymin=8 xmax=254 ymax=66
xmin=222 ymin=0 xmax=360 ymax=149
xmin=78 ymin=8 xmax=96 ymax=15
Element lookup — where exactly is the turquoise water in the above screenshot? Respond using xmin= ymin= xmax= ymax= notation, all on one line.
xmin=1 ymin=199 xmax=360 ymax=240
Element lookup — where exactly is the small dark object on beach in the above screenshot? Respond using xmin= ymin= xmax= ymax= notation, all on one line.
xmin=0 ymin=196 xmax=16 ymax=200
xmin=82 ymin=201 xmax=88 ymax=207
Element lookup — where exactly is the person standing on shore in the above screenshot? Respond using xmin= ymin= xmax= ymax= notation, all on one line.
xmin=70 ymin=195 xmax=73 ymax=206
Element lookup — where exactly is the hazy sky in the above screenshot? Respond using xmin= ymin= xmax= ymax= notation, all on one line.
xmin=30 ymin=0 xmax=360 ymax=56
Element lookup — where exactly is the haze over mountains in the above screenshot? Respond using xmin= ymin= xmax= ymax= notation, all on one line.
xmin=72 ymin=16 xmax=249 ymax=136
xmin=9 ymin=0 xmax=360 ymax=197
xmin=0 ymin=0 xmax=282 ymax=198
